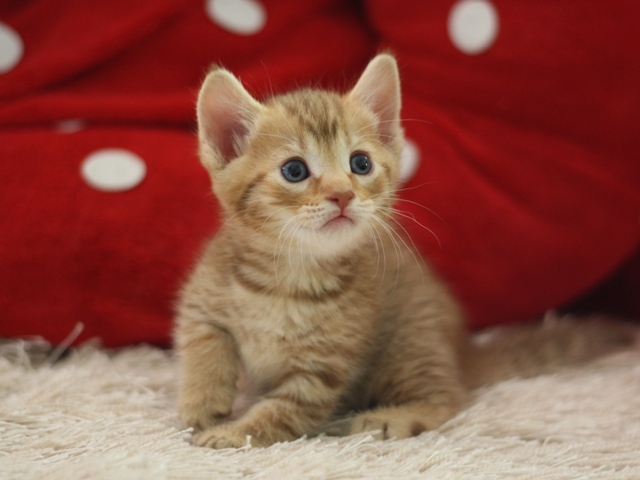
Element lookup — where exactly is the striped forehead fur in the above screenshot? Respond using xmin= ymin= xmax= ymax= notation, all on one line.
xmin=270 ymin=89 xmax=346 ymax=145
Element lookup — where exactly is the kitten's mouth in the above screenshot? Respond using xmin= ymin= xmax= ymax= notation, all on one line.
xmin=322 ymin=214 xmax=354 ymax=231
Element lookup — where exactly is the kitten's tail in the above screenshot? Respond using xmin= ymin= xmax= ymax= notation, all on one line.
xmin=461 ymin=311 xmax=640 ymax=389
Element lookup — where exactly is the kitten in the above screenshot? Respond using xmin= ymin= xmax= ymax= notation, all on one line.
xmin=174 ymin=54 xmax=637 ymax=449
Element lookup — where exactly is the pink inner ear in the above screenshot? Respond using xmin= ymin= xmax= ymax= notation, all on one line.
xmin=213 ymin=104 xmax=249 ymax=164
xmin=198 ymin=70 xmax=261 ymax=166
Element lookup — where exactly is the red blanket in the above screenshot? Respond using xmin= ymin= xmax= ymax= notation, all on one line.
xmin=1 ymin=0 xmax=638 ymax=347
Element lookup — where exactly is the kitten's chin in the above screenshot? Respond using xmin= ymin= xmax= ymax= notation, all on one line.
xmin=308 ymin=216 xmax=370 ymax=257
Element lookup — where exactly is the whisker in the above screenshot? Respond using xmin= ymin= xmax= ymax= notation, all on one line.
xmin=289 ymin=224 xmax=313 ymax=282
xmin=374 ymin=196 xmax=447 ymax=227
xmin=259 ymin=60 xmax=276 ymax=100
xmin=394 ymin=181 xmax=439 ymax=194
xmin=357 ymin=132 xmax=398 ymax=141
xmin=366 ymin=224 xmax=381 ymax=281
xmin=215 ymin=211 xmax=242 ymax=235
xmin=354 ymin=135 xmax=396 ymax=155
xmin=377 ymin=211 xmax=426 ymax=284
xmin=368 ymin=223 xmax=388 ymax=287
xmin=273 ymin=101 xmax=298 ymax=137
xmin=307 ymin=228 xmax=334 ymax=279
xmin=256 ymin=132 xmax=295 ymax=142
xmin=351 ymin=118 xmax=434 ymax=139
xmin=371 ymin=216 xmax=402 ymax=291
xmin=394 ymin=199 xmax=447 ymax=227
xmin=260 ymin=206 xmax=294 ymax=230
xmin=353 ymin=117 xmax=434 ymax=135
xmin=287 ymin=222 xmax=303 ymax=273
xmin=377 ymin=206 xmax=442 ymax=249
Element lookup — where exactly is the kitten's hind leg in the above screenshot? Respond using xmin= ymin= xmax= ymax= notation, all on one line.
xmin=323 ymin=346 xmax=467 ymax=440
xmin=321 ymin=373 xmax=465 ymax=440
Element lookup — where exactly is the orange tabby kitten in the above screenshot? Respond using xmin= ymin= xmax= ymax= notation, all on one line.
xmin=175 ymin=54 xmax=637 ymax=449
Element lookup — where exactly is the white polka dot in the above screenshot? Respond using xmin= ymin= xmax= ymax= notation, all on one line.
xmin=0 ymin=21 xmax=24 ymax=74
xmin=56 ymin=119 xmax=86 ymax=134
xmin=448 ymin=0 xmax=499 ymax=55
xmin=81 ymin=149 xmax=147 ymax=192
xmin=206 ymin=0 xmax=266 ymax=36
xmin=399 ymin=139 xmax=420 ymax=185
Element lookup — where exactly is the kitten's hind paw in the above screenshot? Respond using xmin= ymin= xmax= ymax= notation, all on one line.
xmin=320 ymin=411 xmax=429 ymax=440
xmin=334 ymin=404 xmax=457 ymax=440
xmin=348 ymin=411 xmax=424 ymax=440
xmin=318 ymin=415 xmax=357 ymax=437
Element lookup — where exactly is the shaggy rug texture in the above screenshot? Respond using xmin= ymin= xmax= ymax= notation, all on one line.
xmin=1 ymin=337 xmax=640 ymax=479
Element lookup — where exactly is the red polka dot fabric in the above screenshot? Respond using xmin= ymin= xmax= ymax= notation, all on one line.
xmin=0 ymin=0 xmax=638 ymax=347
xmin=367 ymin=0 xmax=640 ymax=327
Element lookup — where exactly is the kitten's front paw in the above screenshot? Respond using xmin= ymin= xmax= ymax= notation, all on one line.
xmin=178 ymin=391 xmax=232 ymax=432
xmin=193 ymin=424 xmax=258 ymax=449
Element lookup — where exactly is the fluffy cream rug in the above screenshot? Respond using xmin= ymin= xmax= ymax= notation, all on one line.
xmin=1 ymin=337 xmax=639 ymax=479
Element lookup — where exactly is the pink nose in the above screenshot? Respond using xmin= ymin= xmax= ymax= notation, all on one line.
xmin=327 ymin=191 xmax=354 ymax=211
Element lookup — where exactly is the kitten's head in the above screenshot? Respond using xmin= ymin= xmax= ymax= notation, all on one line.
xmin=197 ymin=54 xmax=404 ymax=258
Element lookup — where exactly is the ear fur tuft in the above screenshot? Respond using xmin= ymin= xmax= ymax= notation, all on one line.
xmin=197 ymin=68 xmax=262 ymax=172
xmin=348 ymin=54 xmax=403 ymax=148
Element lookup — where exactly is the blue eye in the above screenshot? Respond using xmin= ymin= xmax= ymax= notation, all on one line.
xmin=281 ymin=158 xmax=310 ymax=183
xmin=350 ymin=153 xmax=372 ymax=175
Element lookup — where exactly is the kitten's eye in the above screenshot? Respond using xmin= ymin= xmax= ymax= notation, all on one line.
xmin=350 ymin=153 xmax=372 ymax=175
xmin=281 ymin=158 xmax=310 ymax=183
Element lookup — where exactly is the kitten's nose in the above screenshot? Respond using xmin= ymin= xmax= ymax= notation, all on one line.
xmin=327 ymin=191 xmax=354 ymax=211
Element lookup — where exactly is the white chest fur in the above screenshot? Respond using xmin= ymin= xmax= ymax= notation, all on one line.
xmin=227 ymin=289 xmax=340 ymax=389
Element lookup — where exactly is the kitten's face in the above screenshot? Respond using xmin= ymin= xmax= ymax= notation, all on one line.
xmin=215 ymin=91 xmax=401 ymax=256
xmin=197 ymin=55 xmax=403 ymax=258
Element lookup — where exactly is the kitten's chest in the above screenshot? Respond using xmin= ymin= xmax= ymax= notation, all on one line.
xmin=211 ymin=239 xmax=386 ymax=387
xmin=232 ymin=290 xmax=331 ymax=337
xmin=228 ymin=293 xmax=362 ymax=388
xmin=228 ymin=311 xmax=340 ymax=418
xmin=228 ymin=292 xmax=295 ymax=349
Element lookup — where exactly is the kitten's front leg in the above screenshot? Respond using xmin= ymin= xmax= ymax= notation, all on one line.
xmin=176 ymin=318 xmax=238 ymax=432
xmin=194 ymin=364 xmax=347 ymax=449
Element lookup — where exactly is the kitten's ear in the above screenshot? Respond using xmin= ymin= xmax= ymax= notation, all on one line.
xmin=348 ymin=54 xmax=402 ymax=145
xmin=197 ymin=67 xmax=262 ymax=171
